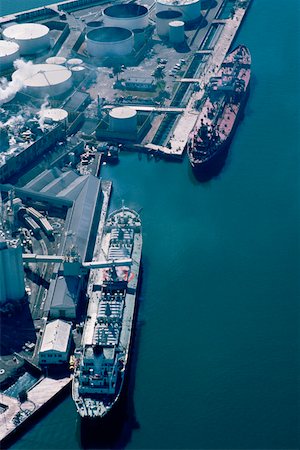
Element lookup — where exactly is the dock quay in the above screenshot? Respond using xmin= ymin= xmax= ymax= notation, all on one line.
xmin=167 ymin=1 xmax=252 ymax=156
xmin=0 ymin=376 xmax=71 ymax=446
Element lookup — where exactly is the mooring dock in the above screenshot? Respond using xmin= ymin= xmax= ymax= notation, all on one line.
xmin=165 ymin=2 xmax=252 ymax=158
xmin=0 ymin=377 xmax=71 ymax=445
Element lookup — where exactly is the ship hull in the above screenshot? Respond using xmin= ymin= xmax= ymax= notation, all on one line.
xmin=189 ymin=84 xmax=250 ymax=180
xmin=187 ymin=45 xmax=250 ymax=179
xmin=72 ymin=207 xmax=142 ymax=420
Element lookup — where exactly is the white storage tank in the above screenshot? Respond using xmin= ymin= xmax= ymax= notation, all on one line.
xmin=86 ymin=27 xmax=134 ymax=58
xmin=38 ymin=108 xmax=68 ymax=125
xmin=71 ymin=65 xmax=86 ymax=82
xmin=156 ymin=0 xmax=201 ymax=23
xmin=169 ymin=20 xmax=185 ymax=43
xmin=155 ymin=10 xmax=183 ymax=37
xmin=12 ymin=63 xmax=73 ymax=98
xmin=46 ymin=56 xmax=67 ymax=65
xmin=3 ymin=23 xmax=50 ymax=55
xmin=109 ymin=106 xmax=137 ymax=133
xmin=103 ymin=4 xmax=149 ymax=31
xmin=66 ymin=58 xmax=83 ymax=67
xmin=2 ymin=239 xmax=25 ymax=302
xmin=0 ymin=40 xmax=20 ymax=72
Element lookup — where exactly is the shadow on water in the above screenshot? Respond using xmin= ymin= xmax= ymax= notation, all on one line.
xmin=78 ymin=269 xmax=144 ymax=450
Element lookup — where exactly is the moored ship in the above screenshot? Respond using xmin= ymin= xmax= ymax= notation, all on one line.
xmin=72 ymin=207 xmax=142 ymax=419
xmin=187 ymin=45 xmax=251 ymax=174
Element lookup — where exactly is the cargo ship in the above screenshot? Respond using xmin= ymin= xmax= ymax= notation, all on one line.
xmin=72 ymin=207 xmax=142 ymax=418
xmin=187 ymin=45 xmax=251 ymax=173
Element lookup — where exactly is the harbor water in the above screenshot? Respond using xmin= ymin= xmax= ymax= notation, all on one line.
xmin=3 ymin=0 xmax=300 ymax=448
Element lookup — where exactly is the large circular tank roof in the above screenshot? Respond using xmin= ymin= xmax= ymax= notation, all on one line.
xmin=46 ymin=56 xmax=67 ymax=65
xmin=156 ymin=10 xmax=183 ymax=19
xmin=13 ymin=64 xmax=71 ymax=88
xmin=109 ymin=106 xmax=136 ymax=119
xmin=3 ymin=23 xmax=49 ymax=41
xmin=103 ymin=4 xmax=148 ymax=18
xmin=169 ymin=20 xmax=185 ymax=26
xmin=0 ymin=40 xmax=20 ymax=58
xmin=66 ymin=58 xmax=83 ymax=66
xmin=87 ymin=27 xmax=132 ymax=43
xmin=39 ymin=108 xmax=68 ymax=123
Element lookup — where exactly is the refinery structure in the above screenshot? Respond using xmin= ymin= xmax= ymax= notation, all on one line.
xmin=0 ymin=0 xmax=252 ymax=444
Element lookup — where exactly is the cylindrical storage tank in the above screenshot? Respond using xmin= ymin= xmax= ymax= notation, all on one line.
xmin=103 ymin=4 xmax=149 ymax=31
xmin=38 ymin=108 xmax=68 ymax=126
xmin=0 ymin=40 xmax=20 ymax=72
xmin=71 ymin=65 xmax=86 ymax=83
xmin=2 ymin=240 xmax=25 ymax=302
xmin=0 ymin=127 xmax=9 ymax=151
xmin=12 ymin=63 xmax=73 ymax=98
xmin=156 ymin=0 xmax=201 ymax=23
xmin=66 ymin=58 xmax=83 ymax=67
xmin=133 ymin=28 xmax=146 ymax=48
xmin=0 ymin=243 xmax=7 ymax=304
xmin=86 ymin=27 xmax=134 ymax=58
xmin=169 ymin=20 xmax=185 ymax=43
xmin=109 ymin=107 xmax=137 ymax=133
xmin=46 ymin=56 xmax=67 ymax=65
xmin=3 ymin=23 xmax=50 ymax=55
xmin=155 ymin=10 xmax=183 ymax=37
xmin=85 ymin=21 xmax=103 ymax=32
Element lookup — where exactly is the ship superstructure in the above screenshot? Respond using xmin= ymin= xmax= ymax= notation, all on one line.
xmin=187 ymin=45 xmax=251 ymax=171
xmin=72 ymin=207 xmax=142 ymax=418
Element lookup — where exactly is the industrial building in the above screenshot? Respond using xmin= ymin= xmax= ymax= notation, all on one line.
xmin=2 ymin=23 xmax=50 ymax=55
xmin=23 ymin=169 xmax=104 ymax=319
xmin=39 ymin=319 xmax=72 ymax=365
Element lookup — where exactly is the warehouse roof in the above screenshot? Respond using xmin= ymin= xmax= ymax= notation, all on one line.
xmin=40 ymin=319 xmax=71 ymax=353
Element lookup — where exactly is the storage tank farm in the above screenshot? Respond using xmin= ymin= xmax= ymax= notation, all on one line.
xmin=12 ymin=63 xmax=73 ymax=98
xmin=2 ymin=23 xmax=50 ymax=55
xmin=0 ymin=237 xmax=25 ymax=304
xmin=0 ymin=40 xmax=20 ymax=72
xmin=155 ymin=0 xmax=201 ymax=23
xmin=155 ymin=10 xmax=183 ymax=37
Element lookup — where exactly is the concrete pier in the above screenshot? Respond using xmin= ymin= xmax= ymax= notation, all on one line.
xmin=165 ymin=2 xmax=252 ymax=157
xmin=0 ymin=377 xmax=71 ymax=445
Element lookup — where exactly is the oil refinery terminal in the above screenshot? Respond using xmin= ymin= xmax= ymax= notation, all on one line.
xmin=0 ymin=0 xmax=252 ymax=444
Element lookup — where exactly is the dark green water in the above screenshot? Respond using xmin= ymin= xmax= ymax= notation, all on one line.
xmin=3 ymin=0 xmax=300 ymax=448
